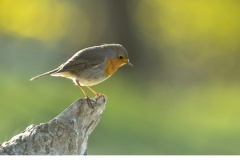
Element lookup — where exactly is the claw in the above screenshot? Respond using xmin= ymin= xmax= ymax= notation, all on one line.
xmin=96 ymin=93 xmax=106 ymax=97
xmin=85 ymin=96 xmax=95 ymax=109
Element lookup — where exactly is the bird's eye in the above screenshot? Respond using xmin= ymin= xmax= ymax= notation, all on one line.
xmin=119 ymin=55 xmax=124 ymax=59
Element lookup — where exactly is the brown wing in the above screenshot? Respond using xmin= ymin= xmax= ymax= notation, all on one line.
xmin=55 ymin=46 xmax=105 ymax=73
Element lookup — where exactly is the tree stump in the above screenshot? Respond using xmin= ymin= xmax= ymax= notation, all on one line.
xmin=0 ymin=96 xmax=107 ymax=155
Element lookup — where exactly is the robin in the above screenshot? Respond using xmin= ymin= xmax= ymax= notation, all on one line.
xmin=30 ymin=44 xmax=133 ymax=106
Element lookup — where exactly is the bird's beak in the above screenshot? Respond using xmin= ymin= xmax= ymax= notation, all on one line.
xmin=127 ymin=61 xmax=133 ymax=67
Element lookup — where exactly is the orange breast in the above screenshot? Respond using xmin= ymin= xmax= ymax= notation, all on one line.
xmin=104 ymin=58 xmax=125 ymax=77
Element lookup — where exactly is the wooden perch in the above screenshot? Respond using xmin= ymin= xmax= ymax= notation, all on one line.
xmin=0 ymin=96 xmax=107 ymax=155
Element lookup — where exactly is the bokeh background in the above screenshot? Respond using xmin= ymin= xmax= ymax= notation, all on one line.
xmin=1 ymin=0 xmax=240 ymax=155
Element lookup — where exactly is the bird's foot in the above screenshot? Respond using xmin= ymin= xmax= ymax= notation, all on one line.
xmin=85 ymin=96 xmax=95 ymax=109
xmin=95 ymin=93 xmax=106 ymax=98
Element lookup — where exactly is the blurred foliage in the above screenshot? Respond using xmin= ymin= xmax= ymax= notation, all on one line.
xmin=130 ymin=0 xmax=240 ymax=82
xmin=1 ymin=0 xmax=240 ymax=155
xmin=0 ymin=0 xmax=92 ymax=45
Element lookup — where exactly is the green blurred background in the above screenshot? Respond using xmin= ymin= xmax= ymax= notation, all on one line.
xmin=1 ymin=0 xmax=240 ymax=155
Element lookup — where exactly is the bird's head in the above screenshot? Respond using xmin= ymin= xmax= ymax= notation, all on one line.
xmin=102 ymin=44 xmax=133 ymax=77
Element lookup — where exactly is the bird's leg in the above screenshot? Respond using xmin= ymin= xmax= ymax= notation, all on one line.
xmin=86 ymin=86 xmax=106 ymax=97
xmin=75 ymin=80 xmax=93 ymax=107
xmin=86 ymin=86 xmax=100 ymax=97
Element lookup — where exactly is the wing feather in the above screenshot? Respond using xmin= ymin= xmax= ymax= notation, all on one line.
xmin=56 ymin=46 xmax=105 ymax=73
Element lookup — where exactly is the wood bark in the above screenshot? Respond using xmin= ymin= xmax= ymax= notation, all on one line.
xmin=0 ymin=96 xmax=107 ymax=155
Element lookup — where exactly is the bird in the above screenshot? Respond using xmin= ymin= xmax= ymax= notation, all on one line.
xmin=30 ymin=44 xmax=133 ymax=106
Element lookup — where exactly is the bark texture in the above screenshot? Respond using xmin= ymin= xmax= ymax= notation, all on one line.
xmin=0 ymin=96 xmax=107 ymax=155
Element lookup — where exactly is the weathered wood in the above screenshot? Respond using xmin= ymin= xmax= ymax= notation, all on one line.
xmin=0 ymin=96 xmax=107 ymax=155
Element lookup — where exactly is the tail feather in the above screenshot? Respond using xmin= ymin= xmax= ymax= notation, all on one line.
xmin=30 ymin=68 xmax=59 ymax=81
